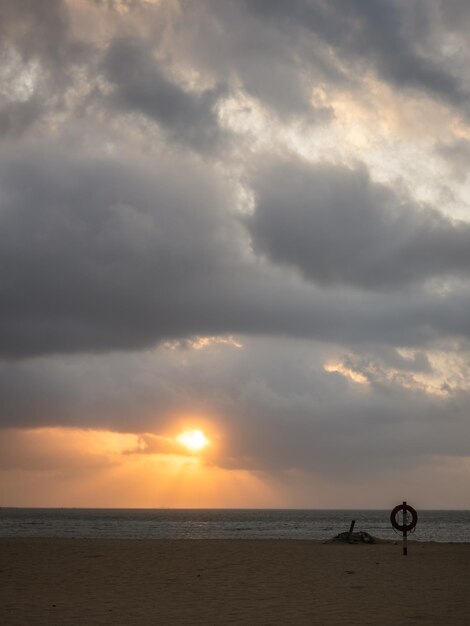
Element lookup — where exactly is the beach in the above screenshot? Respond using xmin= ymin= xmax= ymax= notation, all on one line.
xmin=1 ymin=539 xmax=469 ymax=625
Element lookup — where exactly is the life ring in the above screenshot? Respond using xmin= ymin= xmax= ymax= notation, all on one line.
xmin=390 ymin=503 xmax=418 ymax=532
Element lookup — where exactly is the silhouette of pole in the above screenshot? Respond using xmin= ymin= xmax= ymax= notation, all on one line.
xmin=348 ymin=519 xmax=356 ymax=543
xmin=403 ymin=501 xmax=408 ymax=556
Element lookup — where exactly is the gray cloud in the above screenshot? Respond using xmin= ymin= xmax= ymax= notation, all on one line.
xmin=133 ymin=0 xmax=470 ymax=130
xmin=240 ymin=0 xmax=468 ymax=109
xmin=247 ymin=156 xmax=470 ymax=289
xmin=102 ymin=36 xmax=227 ymax=151
xmin=0 ymin=139 xmax=240 ymax=356
xmin=156 ymin=0 xmax=341 ymax=119
xmin=0 ymin=99 xmax=42 ymax=139
xmin=1 ymin=339 xmax=469 ymax=481
xmin=0 ymin=0 xmax=90 ymax=141
xmin=0 ymin=0 xmax=71 ymax=66
xmin=436 ymin=138 xmax=470 ymax=181
xmin=3 ymin=139 xmax=470 ymax=358
xmin=437 ymin=0 xmax=470 ymax=33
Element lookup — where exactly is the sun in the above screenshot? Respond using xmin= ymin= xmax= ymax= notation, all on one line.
xmin=176 ymin=429 xmax=209 ymax=453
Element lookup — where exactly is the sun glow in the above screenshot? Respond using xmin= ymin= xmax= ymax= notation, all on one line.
xmin=0 ymin=426 xmax=277 ymax=508
xmin=176 ymin=429 xmax=209 ymax=453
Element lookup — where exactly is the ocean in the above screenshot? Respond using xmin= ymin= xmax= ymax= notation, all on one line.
xmin=1 ymin=508 xmax=469 ymax=542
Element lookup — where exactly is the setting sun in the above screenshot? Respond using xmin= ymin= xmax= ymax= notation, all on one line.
xmin=176 ymin=429 xmax=209 ymax=453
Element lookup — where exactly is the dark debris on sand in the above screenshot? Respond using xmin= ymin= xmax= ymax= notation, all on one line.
xmin=325 ymin=531 xmax=383 ymax=544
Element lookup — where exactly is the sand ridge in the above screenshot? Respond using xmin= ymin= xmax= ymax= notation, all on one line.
xmin=1 ymin=538 xmax=469 ymax=625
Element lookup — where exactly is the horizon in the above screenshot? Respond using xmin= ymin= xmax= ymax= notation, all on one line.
xmin=3 ymin=506 xmax=470 ymax=512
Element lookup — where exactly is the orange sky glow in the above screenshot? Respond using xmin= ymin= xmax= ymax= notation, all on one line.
xmin=0 ymin=426 xmax=281 ymax=509
xmin=2 ymin=425 xmax=470 ymax=509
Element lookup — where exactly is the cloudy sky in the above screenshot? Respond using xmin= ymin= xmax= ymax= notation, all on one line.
xmin=1 ymin=0 xmax=470 ymax=508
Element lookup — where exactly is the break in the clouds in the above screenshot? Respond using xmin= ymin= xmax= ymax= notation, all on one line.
xmin=1 ymin=0 xmax=470 ymax=507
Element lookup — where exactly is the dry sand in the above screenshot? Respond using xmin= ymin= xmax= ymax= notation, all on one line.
xmin=1 ymin=538 xmax=469 ymax=625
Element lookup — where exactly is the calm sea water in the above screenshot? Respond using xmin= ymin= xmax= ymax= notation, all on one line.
xmin=1 ymin=509 xmax=469 ymax=542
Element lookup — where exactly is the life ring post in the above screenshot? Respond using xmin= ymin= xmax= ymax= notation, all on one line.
xmin=403 ymin=501 xmax=407 ymax=556
xmin=390 ymin=502 xmax=418 ymax=556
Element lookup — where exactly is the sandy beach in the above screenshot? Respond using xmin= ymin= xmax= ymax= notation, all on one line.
xmin=1 ymin=538 xmax=469 ymax=625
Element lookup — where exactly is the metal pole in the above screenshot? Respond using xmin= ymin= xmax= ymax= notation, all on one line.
xmin=403 ymin=501 xmax=408 ymax=556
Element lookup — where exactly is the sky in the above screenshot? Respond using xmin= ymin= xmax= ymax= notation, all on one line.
xmin=1 ymin=0 xmax=470 ymax=509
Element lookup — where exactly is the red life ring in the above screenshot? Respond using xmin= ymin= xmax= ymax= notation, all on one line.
xmin=390 ymin=503 xmax=418 ymax=532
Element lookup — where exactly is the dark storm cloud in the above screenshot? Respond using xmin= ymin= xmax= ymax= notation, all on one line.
xmin=247 ymin=156 xmax=470 ymax=289
xmin=3 ymin=140 xmax=470 ymax=358
xmin=1 ymin=0 xmax=467 ymax=145
xmin=0 ymin=352 xmax=173 ymax=433
xmin=0 ymin=141 xmax=238 ymax=357
xmin=141 ymin=0 xmax=470 ymax=128
xmin=103 ymin=37 xmax=227 ymax=151
xmin=161 ymin=0 xmax=340 ymax=119
xmin=240 ymin=0 xmax=467 ymax=108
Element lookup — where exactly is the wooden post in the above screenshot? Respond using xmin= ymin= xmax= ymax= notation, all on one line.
xmin=348 ymin=519 xmax=356 ymax=543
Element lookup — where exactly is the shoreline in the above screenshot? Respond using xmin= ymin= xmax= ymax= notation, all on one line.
xmin=1 ymin=538 xmax=469 ymax=625
xmin=1 ymin=534 xmax=469 ymax=544
xmin=2 ymin=536 xmax=469 ymax=543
